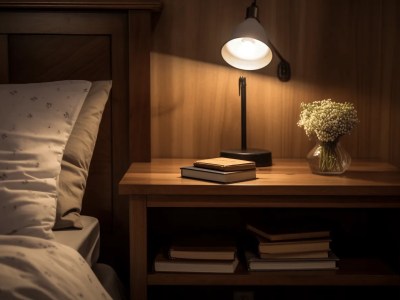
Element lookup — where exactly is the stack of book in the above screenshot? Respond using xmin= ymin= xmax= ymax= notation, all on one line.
xmin=180 ymin=157 xmax=257 ymax=183
xmin=153 ymin=235 xmax=239 ymax=274
xmin=245 ymin=223 xmax=339 ymax=271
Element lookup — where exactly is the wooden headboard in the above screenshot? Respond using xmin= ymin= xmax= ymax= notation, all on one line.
xmin=0 ymin=0 xmax=161 ymax=284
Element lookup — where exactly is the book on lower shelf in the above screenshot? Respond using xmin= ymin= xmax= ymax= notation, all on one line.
xmin=259 ymin=250 xmax=330 ymax=259
xmin=254 ymin=234 xmax=331 ymax=254
xmin=168 ymin=235 xmax=237 ymax=260
xmin=245 ymin=251 xmax=339 ymax=271
xmin=180 ymin=166 xmax=256 ymax=184
xmin=246 ymin=223 xmax=330 ymax=242
xmin=169 ymin=245 xmax=236 ymax=260
xmin=154 ymin=252 xmax=239 ymax=273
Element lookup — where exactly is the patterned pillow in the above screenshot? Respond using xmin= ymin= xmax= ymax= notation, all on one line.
xmin=54 ymin=81 xmax=112 ymax=229
xmin=0 ymin=80 xmax=90 ymax=239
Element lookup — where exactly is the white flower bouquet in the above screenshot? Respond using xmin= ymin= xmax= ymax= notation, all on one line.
xmin=297 ymin=99 xmax=359 ymax=174
xmin=297 ymin=99 xmax=359 ymax=142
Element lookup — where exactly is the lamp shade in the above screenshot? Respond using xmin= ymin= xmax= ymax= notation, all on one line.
xmin=221 ymin=18 xmax=272 ymax=70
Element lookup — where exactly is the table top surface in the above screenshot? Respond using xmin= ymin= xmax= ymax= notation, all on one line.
xmin=119 ymin=159 xmax=400 ymax=196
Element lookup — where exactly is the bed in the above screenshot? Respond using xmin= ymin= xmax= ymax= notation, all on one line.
xmin=0 ymin=1 xmax=160 ymax=299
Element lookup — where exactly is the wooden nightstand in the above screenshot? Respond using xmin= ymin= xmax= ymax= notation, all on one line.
xmin=119 ymin=159 xmax=400 ymax=300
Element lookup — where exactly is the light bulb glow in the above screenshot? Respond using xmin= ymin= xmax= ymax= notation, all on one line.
xmin=226 ymin=37 xmax=270 ymax=61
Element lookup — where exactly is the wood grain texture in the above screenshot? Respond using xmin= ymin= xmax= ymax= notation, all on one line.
xmin=8 ymin=35 xmax=110 ymax=82
xmin=129 ymin=197 xmax=148 ymax=300
xmin=129 ymin=11 xmax=152 ymax=162
xmin=150 ymin=0 xmax=400 ymax=167
xmin=0 ymin=0 xmax=162 ymax=10
xmin=119 ymin=159 xmax=400 ymax=199
xmin=0 ymin=35 xmax=8 ymax=83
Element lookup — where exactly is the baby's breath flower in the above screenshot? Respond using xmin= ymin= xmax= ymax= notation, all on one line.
xmin=297 ymin=99 xmax=359 ymax=142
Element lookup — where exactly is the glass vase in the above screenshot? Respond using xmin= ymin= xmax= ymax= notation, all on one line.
xmin=306 ymin=138 xmax=351 ymax=175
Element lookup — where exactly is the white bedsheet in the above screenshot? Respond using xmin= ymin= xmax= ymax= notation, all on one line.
xmin=53 ymin=215 xmax=100 ymax=266
xmin=54 ymin=216 xmax=127 ymax=300
xmin=0 ymin=235 xmax=112 ymax=300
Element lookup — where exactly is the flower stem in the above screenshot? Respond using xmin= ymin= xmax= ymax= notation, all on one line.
xmin=319 ymin=141 xmax=342 ymax=172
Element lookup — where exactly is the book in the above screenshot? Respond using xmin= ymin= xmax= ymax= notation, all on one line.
xmin=259 ymin=251 xmax=329 ymax=259
xmin=181 ymin=166 xmax=256 ymax=183
xmin=245 ymin=251 xmax=339 ymax=271
xmin=246 ymin=223 xmax=330 ymax=242
xmin=168 ymin=234 xmax=237 ymax=260
xmin=193 ymin=157 xmax=256 ymax=172
xmin=154 ymin=252 xmax=239 ymax=273
xmin=254 ymin=235 xmax=331 ymax=254
xmin=169 ymin=245 xmax=236 ymax=260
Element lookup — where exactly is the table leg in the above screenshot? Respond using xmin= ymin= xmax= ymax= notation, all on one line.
xmin=129 ymin=196 xmax=147 ymax=300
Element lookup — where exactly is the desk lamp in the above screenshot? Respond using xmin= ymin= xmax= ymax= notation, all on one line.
xmin=220 ymin=0 xmax=290 ymax=167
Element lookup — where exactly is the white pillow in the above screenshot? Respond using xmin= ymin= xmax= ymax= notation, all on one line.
xmin=0 ymin=80 xmax=91 ymax=240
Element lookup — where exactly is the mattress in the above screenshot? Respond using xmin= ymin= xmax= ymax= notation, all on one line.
xmin=53 ymin=216 xmax=126 ymax=299
xmin=53 ymin=215 xmax=100 ymax=266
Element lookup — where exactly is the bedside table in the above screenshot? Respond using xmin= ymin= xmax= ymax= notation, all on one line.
xmin=119 ymin=158 xmax=400 ymax=300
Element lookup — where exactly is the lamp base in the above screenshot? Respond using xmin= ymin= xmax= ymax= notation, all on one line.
xmin=220 ymin=149 xmax=272 ymax=167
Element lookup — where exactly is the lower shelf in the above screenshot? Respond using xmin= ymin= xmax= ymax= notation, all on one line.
xmin=148 ymin=258 xmax=400 ymax=286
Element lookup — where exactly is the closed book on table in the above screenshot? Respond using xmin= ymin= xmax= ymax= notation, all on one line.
xmin=181 ymin=166 xmax=256 ymax=184
xmin=193 ymin=157 xmax=256 ymax=172
xmin=246 ymin=223 xmax=330 ymax=242
xmin=246 ymin=251 xmax=339 ymax=271
xmin=154 ymin=252 xmax=239 ymax=274
xmin=254 ymin=235 xmax=331 ymax=254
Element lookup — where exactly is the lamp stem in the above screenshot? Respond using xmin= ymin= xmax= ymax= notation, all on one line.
xmin=220 ymin=75 xmax=272 ymax=167
xmin=239 ymin=76 xmax=247 ymax=150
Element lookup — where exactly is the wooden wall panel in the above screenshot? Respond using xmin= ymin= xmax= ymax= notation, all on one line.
xmin=8 ymin=35 xmax=111 ymax=83
xmin=0 ymin=35 xmax=8 ymax=83
xmin=150 ymin=0 xmax=400 ymax=165
xmin=384 ymin=1 xmax=400 ymax=167
xmin=129 ymin=11 xmax=152 ymax=162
